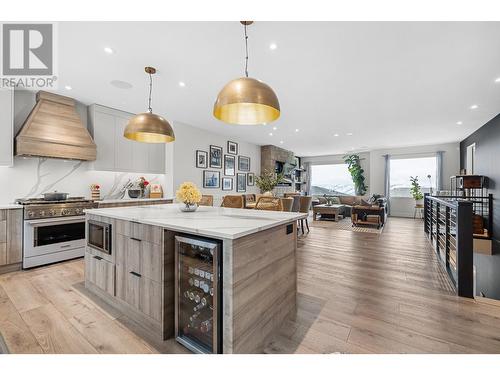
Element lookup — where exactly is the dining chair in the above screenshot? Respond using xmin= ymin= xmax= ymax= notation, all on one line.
xmin=255 ymin=196 xmax=283 ymax=211
xmin=284 ymin=192 xmax=300 ymax=198
xmin=291 ymin=195 xmax=301 ymax=213
xmin=280 ymin=197 xmax=294 ymax=212
xmin=298 ymin=196 xmax=313 ymax=234
xmin=199 ymin=195 xmax=214 ymax=207
xmin=221 ymin=195 xmax=245 ymax=208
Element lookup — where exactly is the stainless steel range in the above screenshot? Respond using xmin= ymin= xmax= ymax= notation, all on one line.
xmin=16 ymin=197 xmax=96 ymax=268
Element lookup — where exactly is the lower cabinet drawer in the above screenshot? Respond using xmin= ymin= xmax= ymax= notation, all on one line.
xmin=116 ymin=264 xmax=162 ymax=322
xmin=85 ymin=252 xmax=115 ymax=296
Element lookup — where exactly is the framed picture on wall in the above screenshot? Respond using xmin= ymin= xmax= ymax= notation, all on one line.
xmin=222 ymin=177 xmax=233 ymax=191
xmin=238 ymin=156 xmax=250 ymax=171
xmin=203 ymin=170 xmax=220 ymax=188
xmin=209 ymin=145 xmax=223 ymax=168
xmin=196 ymin=150 xmax=208 ymax=168
xmin=247 ymin=172 xmax=255 ymax=186
xmin=237 ymin=173 xmax=246 ymax=192
xmin=227 ymin=141 xmax=238 ymax=155
xmin=224 ymin=155 xmax=235 ymax=176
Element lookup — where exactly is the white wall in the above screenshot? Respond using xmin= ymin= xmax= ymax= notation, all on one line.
xmin=299 ymin=142 xmax=460 ymax=218
xmin=167 ymin=121 xmax=261 ymax=206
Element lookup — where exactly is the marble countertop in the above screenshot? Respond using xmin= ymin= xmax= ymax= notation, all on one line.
xmin=95 ymin=197 xmax=173 ymax=204
xmin=85 ymin=204 xmax=307 ymax=240
xmin=0 ymin=203 xmax=22 ymax=210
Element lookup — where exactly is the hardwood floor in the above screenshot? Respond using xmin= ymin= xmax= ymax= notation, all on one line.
xmin=1 ymin=217 xmax=500 ymax=353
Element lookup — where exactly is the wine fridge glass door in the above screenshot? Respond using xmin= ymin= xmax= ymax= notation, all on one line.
xmin=175 ymin=235 xmax=220 ymax=353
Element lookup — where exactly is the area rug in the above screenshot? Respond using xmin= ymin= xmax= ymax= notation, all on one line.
xmin=311 ymin=217 xmax=384 ymax=234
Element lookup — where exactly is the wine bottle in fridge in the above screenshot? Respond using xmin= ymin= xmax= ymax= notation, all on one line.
xmin=175 ymin=235 xmax=222 ymax=353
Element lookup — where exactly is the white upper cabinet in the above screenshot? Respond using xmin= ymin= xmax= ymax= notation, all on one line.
xmin=0 ymin=89 xmax=13 ymax=166
xmin=88 ymin=105 xmax=166 ymax=174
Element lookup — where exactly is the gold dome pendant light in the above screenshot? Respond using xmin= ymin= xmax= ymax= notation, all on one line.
xmin=124 ymin=66 xmax=175 ymax=143
xmin=213 ymin=21 xmax=280 ymax=125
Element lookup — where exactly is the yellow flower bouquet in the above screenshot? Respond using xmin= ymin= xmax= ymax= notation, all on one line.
xmin=176 ymin=182 xmax=202 ymax=212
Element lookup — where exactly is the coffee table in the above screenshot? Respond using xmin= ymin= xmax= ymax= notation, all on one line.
xmin=313 ymin=204 xmax=345 ymax=222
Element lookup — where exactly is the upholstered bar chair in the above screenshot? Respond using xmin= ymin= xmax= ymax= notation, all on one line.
xmin=255 ymin=196 xmax=283 ymax=211
xmin=221 ymin=195 xmax=245 ymax=208
xmin=298 ymin=196 xmax=313 ymax=234
xmin=199 ymin=195 xmax=214 ymax=206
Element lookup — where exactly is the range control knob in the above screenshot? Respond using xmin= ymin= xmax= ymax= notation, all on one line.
xmin=27 ymin=211 xmax=34 ymax=218
xmin=49 ymin=209 xmax=56 ymax=216
xmin=39 ymin=210 xmax=45 ymax=217
xmin=61 ymin=209 xmax=69 ymax=216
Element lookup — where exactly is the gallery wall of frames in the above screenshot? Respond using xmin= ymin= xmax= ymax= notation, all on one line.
xmin=196 ymin=141 xmax=255 ymax=193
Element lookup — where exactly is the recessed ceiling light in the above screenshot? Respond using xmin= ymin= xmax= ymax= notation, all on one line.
xmin=179 ymin=81 xmax=186 ymax=87
xmin=272 ymin=126 xmax=277 ymax=130
xmin=279 ymin=140 xmax=284 ymax=144
xmin=104 ymin=47 xmax=114 ymax=54
xmin=495 ymin=77 xmax=500 ymax=83
xmin=64 ymin=85 xmax=72 ymax=90
xmin=110 ymin=80 xmax=133 ymax=89
xmin=470 ymin=104 xmax=479 ymax=110
xmin=295 ymin=129 xmax=299 ymax=132
xmin=346 ymin=132 xmax=353 ymax=136
xmin=269 ymin=132 xmax=273 ymax=136
xmin=333 ymin=133 xmax=339 ymax=137
xmin=269 ymin=43 xmax=277 ymax=50
xmin=456 ymin=121 xmax=463 ymax=125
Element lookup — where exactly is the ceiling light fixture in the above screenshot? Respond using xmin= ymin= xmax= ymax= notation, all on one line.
xmin=213 ymin=21 xmax=280 ymax=125
xmin=456 ymin=121 xmax=463 ymax=125
xmin=64 ymin=85 xmax=72 ymax=90
xmin=179 ymin=81 xmax=186 ymax=87
xmin=269 ymin=132 xmax=273 ymax=136
xmin=495 ymin=77 xmax=500 ymax=83
xmin=346 ymin=132 xmax=353 ymax=136
xmin=124 ymin=66 xmax=175 ymax=143
xmin=333 ymin=133 xmax=339 ymax=137
xmin=104 ymin=47 xmax=114 ymax=54
xmin=269 ymin=43 xmax=277 ymax=50
xmin=272 ymin=126 xmax=277 ymax=130
xmin=470 ymin=104 xmax=479 ymax=110
xmin=295 ymin=129 xmax=299 ymax=132
xmin=279 ymin=140 xmax=284 ymax=144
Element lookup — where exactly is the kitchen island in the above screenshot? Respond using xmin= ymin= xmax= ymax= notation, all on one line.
xmin=84 ymin=204 xmax=306 ymax=353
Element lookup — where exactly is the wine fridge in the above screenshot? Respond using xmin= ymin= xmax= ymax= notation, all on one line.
xmin=175 ymin=235 xmax=222 ymax=353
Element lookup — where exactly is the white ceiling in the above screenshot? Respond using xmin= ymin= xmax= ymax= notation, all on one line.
xmin=56 ymin=21 xmax=500 ymax=156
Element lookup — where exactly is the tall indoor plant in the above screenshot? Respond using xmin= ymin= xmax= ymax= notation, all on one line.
xmin=343 ymin=154 xmax=368 ymax=196
xmin=410 ymin=176 xmax=424 ymax=204
xmin=255 ymin=170 xmax=285 ymax=195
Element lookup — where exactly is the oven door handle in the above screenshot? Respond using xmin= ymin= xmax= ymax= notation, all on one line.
xmin=26 ymin=216 xmax=86 ymax=226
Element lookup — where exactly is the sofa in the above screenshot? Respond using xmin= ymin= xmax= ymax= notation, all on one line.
xmin=313 ymin=195 xmax=388 ymax=224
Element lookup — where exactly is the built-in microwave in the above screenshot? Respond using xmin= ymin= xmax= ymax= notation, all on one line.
xmin=87 ymin=220 xmax=112 ymax=255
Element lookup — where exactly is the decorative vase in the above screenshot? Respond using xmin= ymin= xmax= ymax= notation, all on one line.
xmin=179 ymin=202 xmax=198 ymax=212
xmin=127 ymin=189 xmax=141 ymax=198
xmin=263 ymin=191 xmax=273 ymax=197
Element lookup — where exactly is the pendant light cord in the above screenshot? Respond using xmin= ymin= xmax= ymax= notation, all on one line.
xmin=244 ymin=23 xmax=249 ymax=77
xmin=147 ymin=71 xmax=153 ymax=113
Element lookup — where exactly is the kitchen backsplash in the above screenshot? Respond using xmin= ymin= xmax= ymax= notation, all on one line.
xmin=0 ymin=156 xmax=167 ymax=203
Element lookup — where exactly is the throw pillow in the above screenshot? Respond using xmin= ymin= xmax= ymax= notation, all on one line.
xmin=331 ymin=196 xmax=341 ymax=204
xmin=360 ymin=199 xmax=371 ymax=206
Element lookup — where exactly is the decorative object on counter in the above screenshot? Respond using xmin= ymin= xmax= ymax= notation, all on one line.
xmin=127 ymin=189 xmax=141 ymax=198
xmin=237 ymin=173 xmax=247 ymax=192
xmin=149 ymin=184 xmax=163 ymax=198
xmin=222 ymin=177 xmax=233 ymax=191
xmin=255 ymin=170 xmax=284 ymax=195
xmin=209 ymin=145 xmax=222 ymax=168
xmin=176 ymin=182 xmax=202 ymax=212
xmin=238 ymin=155 xmax=250 ymax=171
xmin=196 ymin=150 xmax=208 ymax=168
xmin=227 ymin=141 xmax=238 ymax=155
xmin=224 ymin=154 xmax=235 ymax=176
xmin=203 ymin=170 xmax=221 ymax=188
xmin=410 ymin=176 xmax=424 ymax=204
xmin=247 ymin=172 xmax=255 ymax=186
xmin=427 ymin=174 xmax=433 ymax=195
xmin=344 ymin=154 xmax=368 ymax=196
xmin=90 ymin=184 xmax=101 ymax=200
xmin=124 ymin=66 xmax=175 ymax=143
xmin=42 ymin=191 xmax=69 ymax=201
xmin=213 ymin=21 xmax=280 ymax=125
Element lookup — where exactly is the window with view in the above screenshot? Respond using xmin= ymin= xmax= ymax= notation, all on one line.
xmin=310 ymin=164 xmax=355 ymax=196
xmin=390 ymin=156 xmax=437 ymax=198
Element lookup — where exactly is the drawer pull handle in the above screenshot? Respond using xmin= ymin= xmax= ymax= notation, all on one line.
xmin=60 ymin=244 xmax=71 ymax=248
xmin=130 ymin=271 xmax=142 ymax=278
xmin=130 ymin=237 xmax=142 ymax=242
xmin=93 ymin=255 xmax=103 ymax=261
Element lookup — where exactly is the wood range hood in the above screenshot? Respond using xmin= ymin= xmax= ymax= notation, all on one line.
xmin=15 ymin=91 xmax=97 ymax=161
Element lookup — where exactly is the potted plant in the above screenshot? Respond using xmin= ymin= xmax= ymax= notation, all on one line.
xmin=343 ymin=154 xmax=368 ymax=196
xmin=255 ymin=170 xmax=285 ymax=195
xmin=410 ymin=176 xmax=424 ymax=205
xmin=176 ymin=182 xmax=202 ymax=212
